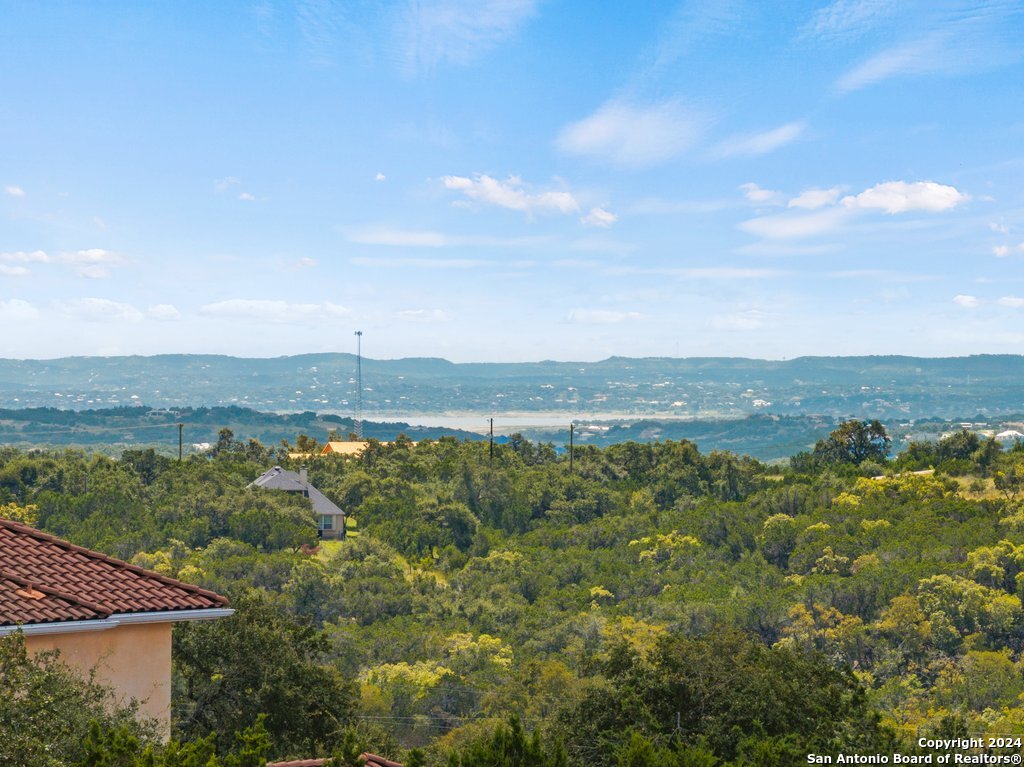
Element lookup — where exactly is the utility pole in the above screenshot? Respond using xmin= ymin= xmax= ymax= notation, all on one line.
xmin=489 ymin=418 xmax=494 ymax=466
xmin=354 ymin=330 xmax=363 ymax=439
xmin=569 ymin=423 xmax=574 ymax=475
xmin=177 ymin=423 xmax=183 ymax=462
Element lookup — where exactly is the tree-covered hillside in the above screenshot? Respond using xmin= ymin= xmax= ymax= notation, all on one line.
xmin=4 ymin=426 xmax=1024 ymax=765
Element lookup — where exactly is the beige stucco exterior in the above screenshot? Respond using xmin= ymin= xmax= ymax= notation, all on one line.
xmin=26 ymin=622 xmax=173 ymax=739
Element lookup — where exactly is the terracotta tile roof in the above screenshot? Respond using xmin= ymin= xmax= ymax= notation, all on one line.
xmin=265 ymin=754 xmax=403 ymax=767
xmin=0 ymin=517 xmax=228 ymax=627
xmin=361 ymin=754 xmax=404 ymax=767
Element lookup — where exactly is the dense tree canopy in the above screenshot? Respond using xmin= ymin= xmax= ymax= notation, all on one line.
xmin=2 ymin=427 xmax=1024 ymax=764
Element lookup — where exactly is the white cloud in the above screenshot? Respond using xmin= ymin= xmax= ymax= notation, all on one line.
xmin=841 ymin=181 xmax=968 ymax=214
xmin=835 ymin=35 xmax=948 ymax=93
xmin=580 ymin=207 xmax=618 ymax=228
xmin=740 ymin=182 xmax=783 ymax=205
xmin=147 ymin=304 xmax=182 ymax=321
xmin=396 ymin=308 xmax=451 ymax=322
xmin=990 ymin=222 xmax=1010 ymax=234
xmin=711 ymin=310 xmax=766 ymax=331
xmin=238 ymin=192 xmax=256 ymax=201
xmin=214 ymin=176 xmax=240 ymax=192
xmin=998 ymin=296 xmax=1024 ymax=308
xmin=4 ymin=185 xmax=25 ymax=198
xmin=394 ymin=0 xmax=538 ymax=74
xmin=555 ymin=99 xmax=709 ymax=168
xmin=199 ymin=299 xmax=351 ymax=323
xmin=442 ymin=174 xmax=579 ymax=215
xmin=375 ymin=173 xmax=387 ymax=182
xmin=349 ymin=226 xmax=548 ymax=248
xmin=740 ymin=208 xmax=848 ymax=240
xmin=804 ymin=0 xmax=898 ymax=39
xmin=0 ymin=299 xmax=38 ymax=321
xmin=0 ymin=265 xmax=30 ymax=277
xmin=788 ymin=186 xmax=844 ymax=210
xmin=568 ymin=309 xmax=642 ymax=324
xmin=295 ymin=257 xmax=317 ymax=268
xmin=61 ymin=298 xmax=144 ymax=323
xmin=0 ymin=250 xmax=49 ymax=263
xmin=993 ymin=245 xmax=1010 ymax=257
xmin=60 ymin=249 xmax=123 ymax=279
xmin=350 ymin=256 xmax=487 ymax=269
xmin=712 ymin=121 xmax=806 ymax=158
xmin=351 ymin=228 xmax=453 ymax=247
xmin=953 ymin=294 xmax=979 ymax=308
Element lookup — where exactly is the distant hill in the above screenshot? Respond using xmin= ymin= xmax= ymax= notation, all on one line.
xmin=2 ymin=353 xmax=1024 ymax=419
xmin=0 ymin=406 xmax=482 ymax=454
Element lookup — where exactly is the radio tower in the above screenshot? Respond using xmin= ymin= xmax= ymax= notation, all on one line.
xmin=354 ymin=330 xmax=363 ymax=438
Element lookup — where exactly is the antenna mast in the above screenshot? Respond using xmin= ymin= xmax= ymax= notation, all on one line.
xmin=354 ymin=330 xmax=363 ymax=439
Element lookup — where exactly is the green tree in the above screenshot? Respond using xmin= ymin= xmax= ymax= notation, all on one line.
xmin=813 ymin=420 xmax=891 ymax=466
xmin=173 ymin=590 xmax=355 ymax=756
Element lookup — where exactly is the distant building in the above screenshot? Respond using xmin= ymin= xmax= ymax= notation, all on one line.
xmin=249 ymin=466 xmax=346 ymax=540
xmin=996 ymin=430 xmax=1024 ymax=443
xmin=0 ymin=517 xmax=231 ymax=738
xmin=320 ymin=441 xmax=371 ymax=457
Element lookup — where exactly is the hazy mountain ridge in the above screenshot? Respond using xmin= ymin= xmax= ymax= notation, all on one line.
xmin=1 ymin=353 xmax=1022 ymax=419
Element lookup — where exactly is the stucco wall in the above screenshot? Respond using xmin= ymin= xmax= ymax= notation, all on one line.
xmin=26 ymin=621 xmax=173 ymax=739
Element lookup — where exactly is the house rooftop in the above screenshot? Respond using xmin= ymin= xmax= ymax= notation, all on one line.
xmin=249 ymin=467 xmax=345 ymax=519
xmin=0 ymin=517 xmax=228 ymax=628
xmin=266 ymin=755 xmax=402 ymax=767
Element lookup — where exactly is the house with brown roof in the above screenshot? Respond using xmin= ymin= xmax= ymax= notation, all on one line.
xmin=0 ymin=517 xmax=232 ymax=738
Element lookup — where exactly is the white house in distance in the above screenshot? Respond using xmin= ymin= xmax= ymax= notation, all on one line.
xmin=248 ymin=466 xmax=346 ymax=540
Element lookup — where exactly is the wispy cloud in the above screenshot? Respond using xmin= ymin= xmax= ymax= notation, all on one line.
xmin=841 ymin=181 xmax=968 ymax=214
xmin=741 ymin=179 xmax=969 ymax=240
xmin=0 ymin=299 xmax=38 ymax=321
xmin=803 ymin=0 xmax=898 ymax=40
xmin=711 ymin=121 xmax=806 ymax=158
xmin=442 ymin=174 xmax=579 ymax=215
xmin=199 ymin=299 xmax=351 ymax=323
xmin=788 ymin=187 xmax=844 ymax=209
xmin=238 ymin=192 xmax=257 ymax=202
xmin=711 ymin=309 xmax=767 ymax=331
xmin=740 ymin=208 xmax=849 ymax=240
xmin=4 ymin=185 xmax=25 ymax=198
xmin=214 ymin=176 xmax=240 ymax=192
xmin=555 ymin=99 xmax=711 ymax=169
xmin=60 ymin=298 xmax=144 ymax=323
xmin=0 ymin=265 xmax=30 ymax=277
xmin=60 ymin=249 xmax=123 ymax=279
xmin=350 ymin=256 xmax=487 ymax=269
xmin=740 ymin=183 xmax=784 ymax=205
xmin=147 ymin=304 xmax=182 ymax=321
xmin=348 ymin=226 xmax=549 ymax=248
xmin=394 ymin=0 xmax=538 ymax=74
xmin=396 ymin=308 xmax=451 ymax=322
xmin=580 ymin=207 xmax=618 ymax=228
xmin=998 ymin=296 xmax=1024 ymax=308
xmin=832 ymin=2 xmax=1023 ymax=93
xmin=835 ymin=34 xmax=949 ymax=93
xmin=0 ymin=249 xmax=49 ymax=270
xmin=568 ymin=308 xmax=642 ymax=324
xmin=953 ymin=294 xmax=979 ymax=308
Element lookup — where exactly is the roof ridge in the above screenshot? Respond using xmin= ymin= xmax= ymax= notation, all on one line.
xmin=0 ymin=518 xmax=228 ymax=608
xmin=0 ymin=567 xmax=113 ymax=618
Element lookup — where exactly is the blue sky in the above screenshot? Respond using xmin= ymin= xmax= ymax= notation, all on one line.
xmin=2 ymin=0 xmax=1023 ymax=361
